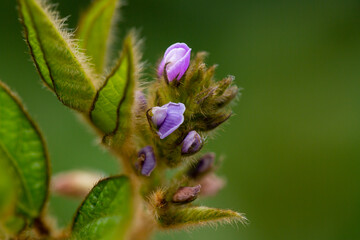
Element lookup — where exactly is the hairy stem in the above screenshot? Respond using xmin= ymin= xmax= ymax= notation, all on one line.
xmin=112 ymin=147 xmax=155 ymax=239
xmin=82 ymin=113 xmax=156 ymax=240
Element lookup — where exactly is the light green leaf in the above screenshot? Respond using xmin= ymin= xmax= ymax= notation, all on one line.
xmin=77 ymin=0 xmax=121 ymax=74
xmin=18 ymin=0 xmax=97 ymax=111
xmin=71 ymin=176 xmax=133 ymax=240
xmin=90 ymin=34 xmax=137 ymax=138
xmin=0 ymin=81 xmax=49 ymax=231
xmin=158 ymin=206 xmax=247 ymax=229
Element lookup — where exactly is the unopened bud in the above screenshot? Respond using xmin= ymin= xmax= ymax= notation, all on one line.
xmin=215 ymin=76 xmax=234 ymax=96
xmin=215 ymin=86 xmax=239 ymax=108
xmin=199 ymin=112 xmax=232 ymax=131
xmin=188 ymin=153 xmax=215 ymax=178
xmin=203 ymin=64 xmax=217 ymax=84
xmin=181 ymin=130 xmax=203 ymax=155
xmin=51 ymin=170 xmax=104 ymax=198
xmin=158 ymin=43 xmax=191 ymax=82
xmin=172 ymin=185 xmax=201 ymax=203
xmin=195 ymin=87 xmax=216 ymax=105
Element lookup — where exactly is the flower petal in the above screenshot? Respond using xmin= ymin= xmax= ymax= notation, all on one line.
xmin=157 ymin=43 xmax=191 ymax=81
xmin=157 ymin=102 xmax=186 ymax=139
xmin=157 ymin=58 xmax=166 ymax=77
xmin=151 ymin=106 xmax=168 ymax=127
xmin=181 ymin=130 xmax=203 ymax=154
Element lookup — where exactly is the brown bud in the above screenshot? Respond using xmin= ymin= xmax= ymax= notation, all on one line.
xmin=51 ymin=170 xmax=104 ymax=198
xmin=172 ymin=185 xmax=201 ymax=203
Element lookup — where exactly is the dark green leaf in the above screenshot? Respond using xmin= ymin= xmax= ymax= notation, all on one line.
xmin=72 ymin=176 xmax=133 ymax=240
xmin=77 ymin=0 xmax=121 ymax=74
xmin=18 ymin=0 xmax=98 ymax=111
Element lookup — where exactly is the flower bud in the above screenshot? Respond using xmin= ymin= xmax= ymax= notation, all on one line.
xmin=188 ymin=153 xmax=215 ymax=178
xmin=215 ymin=76 xmax=235 ymax=96
xmin=136 ymin=146 xmax=156 ymax=176
xmin=198 ymin=112 xmax=232 ymax=131
xmin=181 ymin=130 xmax=203 ymax=155
xmin=172 ymin=185 xmax=201 ymax=203
xmin=215 ymin=86 xmax=239 ymax=108
xmin=158 ymin=43 xmax=191 ymax=82
xmin=149 ymin=102 xmax=186 ymax=139
xmin=51 ymin=170 xmax=104 ymax=198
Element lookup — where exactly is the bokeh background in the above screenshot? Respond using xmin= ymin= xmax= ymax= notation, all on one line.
xmin=1 ymin=0 xmax=360 ymax=239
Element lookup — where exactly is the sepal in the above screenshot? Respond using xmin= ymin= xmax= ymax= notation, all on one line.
xmin=195 ymin=111 xmax=233 ymax=131
xmin=157 ymin=206 xmax=247 ymax=229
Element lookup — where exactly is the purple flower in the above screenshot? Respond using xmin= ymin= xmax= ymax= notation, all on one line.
xmin=151 ymin=102 xmax=186 ymax=139
xmin=136 ymin=146 xmax=156 ymax=176
xmin=181 ymin=130 xmax=203 ymax=155
xmin=158 ymin=43 xmax=191 ymax=82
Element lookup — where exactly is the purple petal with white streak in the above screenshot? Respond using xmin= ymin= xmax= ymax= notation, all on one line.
xmin=151 ymin=106 xmax=168 ymax=127
xmin=157 ymin=102 xmax=186 ymax=139
xmin=166 ymin=48 xmax=191 ymax=81
xmin=157 ymin=43 xmax=191 ymax=81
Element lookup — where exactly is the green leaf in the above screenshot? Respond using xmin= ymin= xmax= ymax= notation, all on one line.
xmin=77 ymin=0 xmax=121 ymax=74
xmin=158 ymin=206 xmax=247 ymax=229
xmin=18 ymin=0 xmax=98 ymax=111
xmin=1 ymin=216 xmax=25 ymax=237
xmin=71 ymin=176 xmax=133 ymax=240
xmin=90 ymin=34 xmax=137 ymax=139
xmin=0 ymin=81 xmax=49 ymax=231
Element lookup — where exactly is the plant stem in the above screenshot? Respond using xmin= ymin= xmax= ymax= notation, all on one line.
xmin=33 ymin=216 xmax=51 ymax=237
xmin=84 ymin=114 xmax=156 ymax=240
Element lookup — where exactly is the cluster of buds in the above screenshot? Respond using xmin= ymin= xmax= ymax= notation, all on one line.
xmin=50 ymin=42 xmax=239 ymax=227
xmin=133 ymin=42 xmax=239 ymax=220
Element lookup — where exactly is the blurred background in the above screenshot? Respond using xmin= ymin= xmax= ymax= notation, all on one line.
xmin=1 ymin=0 xmax=360 ymax=239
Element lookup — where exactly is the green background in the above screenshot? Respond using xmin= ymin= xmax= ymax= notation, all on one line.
xmin=1 ymin=0 xmax=360 ymax=239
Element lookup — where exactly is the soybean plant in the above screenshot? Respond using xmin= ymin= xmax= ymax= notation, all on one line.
xmin=0 ymin=0 xmax=247 ymax=239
